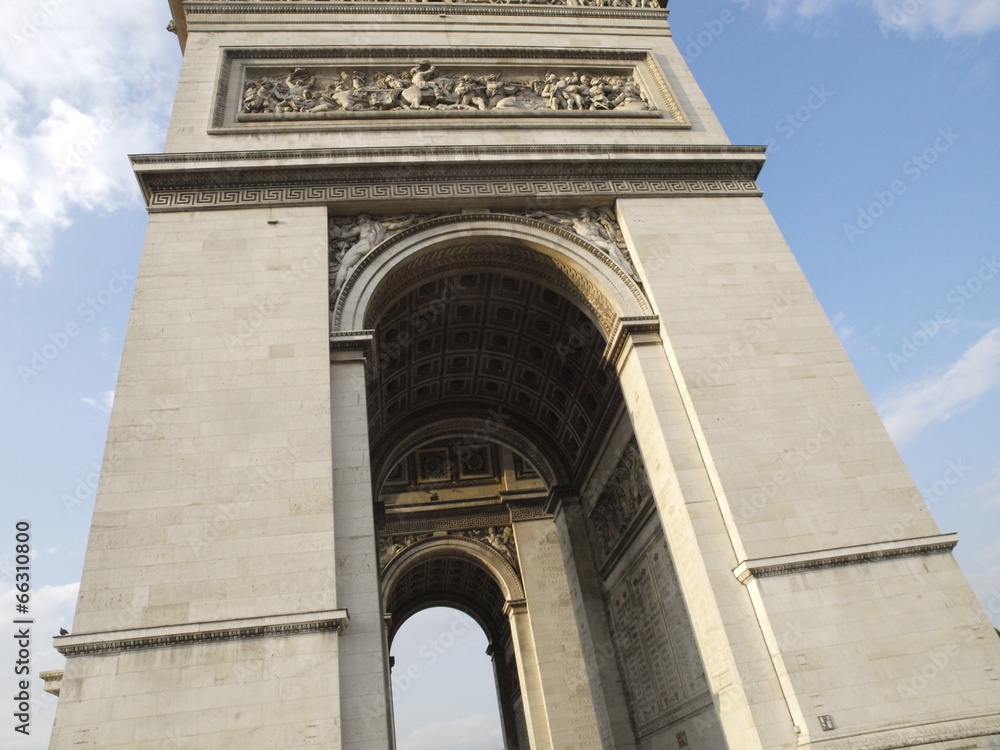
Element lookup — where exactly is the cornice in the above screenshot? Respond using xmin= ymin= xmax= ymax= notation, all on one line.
xmin=184 ymin=2 xmax=668 ymax=21
xmin=604 ymin=314 xmax=661 ymax=369
xmin=131 ymin=146 xmax=764 ymax=212
xmin=733 ymin=534 xmax=959 ymax=585
xmin=54 ymin=609 xmax=349 ymax=656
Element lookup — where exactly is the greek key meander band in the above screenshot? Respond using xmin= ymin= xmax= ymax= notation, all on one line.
xmin=55 ymin=612 xmax=350 ymax=656
xmin=145 ymin=179 xmax=762 ymax=211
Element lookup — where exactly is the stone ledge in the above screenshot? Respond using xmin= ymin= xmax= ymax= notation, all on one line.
xmin=54 ymin=609 xmax=349 ymax=656
xmin=798 ymin=710 xmax=1000 ymax=750
xmin=733 ymin=534 xmax=959 ymax=584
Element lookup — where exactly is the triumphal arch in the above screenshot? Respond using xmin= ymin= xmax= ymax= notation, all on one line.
xmin=48 ymin=1 xmax=1000 ymax=749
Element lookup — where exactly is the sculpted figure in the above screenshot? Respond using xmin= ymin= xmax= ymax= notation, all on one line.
xmin=330 ymin=214 xmax=420 ymax=297
xmin=529 ymin=207 xmax=635 ymax=273
xmin=453 ymin=74 xmax=489 ymax=110
xmin=380 ymin=536 xmax=403 ymax=567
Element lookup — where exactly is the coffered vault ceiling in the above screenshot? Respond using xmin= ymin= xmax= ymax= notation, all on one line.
xmin=365 ymin=268 xmax=624 ymax=486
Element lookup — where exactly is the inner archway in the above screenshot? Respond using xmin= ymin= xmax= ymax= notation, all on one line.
xmin=390 ymin=607 xmax=506 ymax=750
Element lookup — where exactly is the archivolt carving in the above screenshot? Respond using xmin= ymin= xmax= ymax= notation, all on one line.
xmin=380 ymin=526 xmax=517 ymax=570
xmin=381 ymin=534 xmax=526 ymax=604
xmin=243 ymin=64 xmax=653 ymax=117
xmin=331 ymin=211 xmax=652 ymax=334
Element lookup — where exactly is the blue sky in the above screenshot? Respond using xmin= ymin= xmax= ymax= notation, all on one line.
xmin=1 ymin=0 xmax=998 ymax=747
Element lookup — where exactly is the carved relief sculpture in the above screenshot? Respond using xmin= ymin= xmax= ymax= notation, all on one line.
xmin=589 ymin=438 xmax=653 ymax=562
xmin=329 ymin=208 xmax=638 ymax=303
xmin=378 ymin=526 xmax=518 ymax=570
xmin=243 ymin=63 xmax=654 ymax=116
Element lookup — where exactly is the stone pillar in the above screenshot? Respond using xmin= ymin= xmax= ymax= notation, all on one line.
xmin=511 ymin=514 xmax=604 ymax=750
xmin=611 ymin=321 xmax=795 ymax=750
xmin=331 ymin=338 xmax=391 ymax=750
xmin=548 ymin=490 xmax=636 ymax=750
xmin=506 ymin=599 xmax=552 ymax=750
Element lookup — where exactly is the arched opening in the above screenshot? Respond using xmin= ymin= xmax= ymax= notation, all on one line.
xmin=334 ymin=215 xmax=721 ymax=749
xmin=390 ymin=607 xmax=506 ymax=750
xmin=383 ymin=542 xmax=528 ymax=750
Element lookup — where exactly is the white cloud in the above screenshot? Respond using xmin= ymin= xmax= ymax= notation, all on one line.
xmin=398 ymin=714 xmax=503 ymax=750
xmin=764 ymin=0 xmax=1000 ymax=37
xmin=969 ymin=466 xmax=1000 ymax=510
xmin=878 ymin=326 xmax=1000 ymax=444
xmin=0 ymin=1 xmax=179 ymax=280
xmin=82 ymin=389 xmax=115 ymax=413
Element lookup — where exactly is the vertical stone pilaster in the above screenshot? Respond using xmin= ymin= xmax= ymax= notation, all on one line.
xmin=506 ymin=599 xmax=553 ymax=750
xmin=512 ymin=516 xmax=604 ymax=750
xmin=613 ymin=326 xmax=795 ymax=750
xmin=331 ymin=342 xmax=391 ymax=750
xmin=548 ymin=490 xmax=636 ymax=750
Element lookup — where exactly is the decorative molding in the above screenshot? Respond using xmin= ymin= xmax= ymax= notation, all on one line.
xmin=133 ymin=145 xmax=765 ymax=167
xmin=605 ymin=315 xmax=661 ymax=367
xmin=509 ymin=503 xmax=551 ymax=521
xmin=798 ymin=710 xmax=1000 ymax=750
xmin=343 ymin=239 xmax=621 ymax=335
xmin=40 ymin=670 xmax=63 ymax=697
xmin=333 ymin=212 xmax=650 ymax=332
xmin=187 ymin=4 xmax=667 ymax=21
xmin=54 ymin=610 xmax=349 ymax=656
xmin=214 ymin=47 xmax=679 ymax=129
xmin=382 ymin=510 xmax=513 ymax=537
xmin=733 ymin=534 xmax=960 ymax=585
xmin=380 ymin=525 xmax=517 ymax=571
xmin=142 ymin=177 xmax=761 ymax=213
xmin=193 ymin=0 xmax=664 ymax=7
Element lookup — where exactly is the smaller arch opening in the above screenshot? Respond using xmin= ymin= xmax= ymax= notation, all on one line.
xmin=390 ymin=606 xmax=506 ymax=750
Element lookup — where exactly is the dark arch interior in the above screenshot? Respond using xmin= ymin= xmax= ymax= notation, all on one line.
xmin=366 ymin=267 xmax=623 ymax=487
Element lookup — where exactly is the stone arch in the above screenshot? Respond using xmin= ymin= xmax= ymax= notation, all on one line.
xmin=374 ymin=420 xmax=558 ymax=494
xmin=332 ymin=213 xmax=653 ymax=336
xmin=381 ymin=535 xmax=525 ymax=620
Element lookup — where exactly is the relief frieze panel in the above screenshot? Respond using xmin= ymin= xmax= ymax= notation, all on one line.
xmin=379 ymin=525 xmax=518 ymax=570
xmin=588 ymin=437 xmax=654 ymax=565
xmin=242 ymin=63 xmax=655 ymax=119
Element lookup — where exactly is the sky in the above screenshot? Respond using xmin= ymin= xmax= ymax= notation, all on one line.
xmin=1 ymin=0 xmax=999 ymax=747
